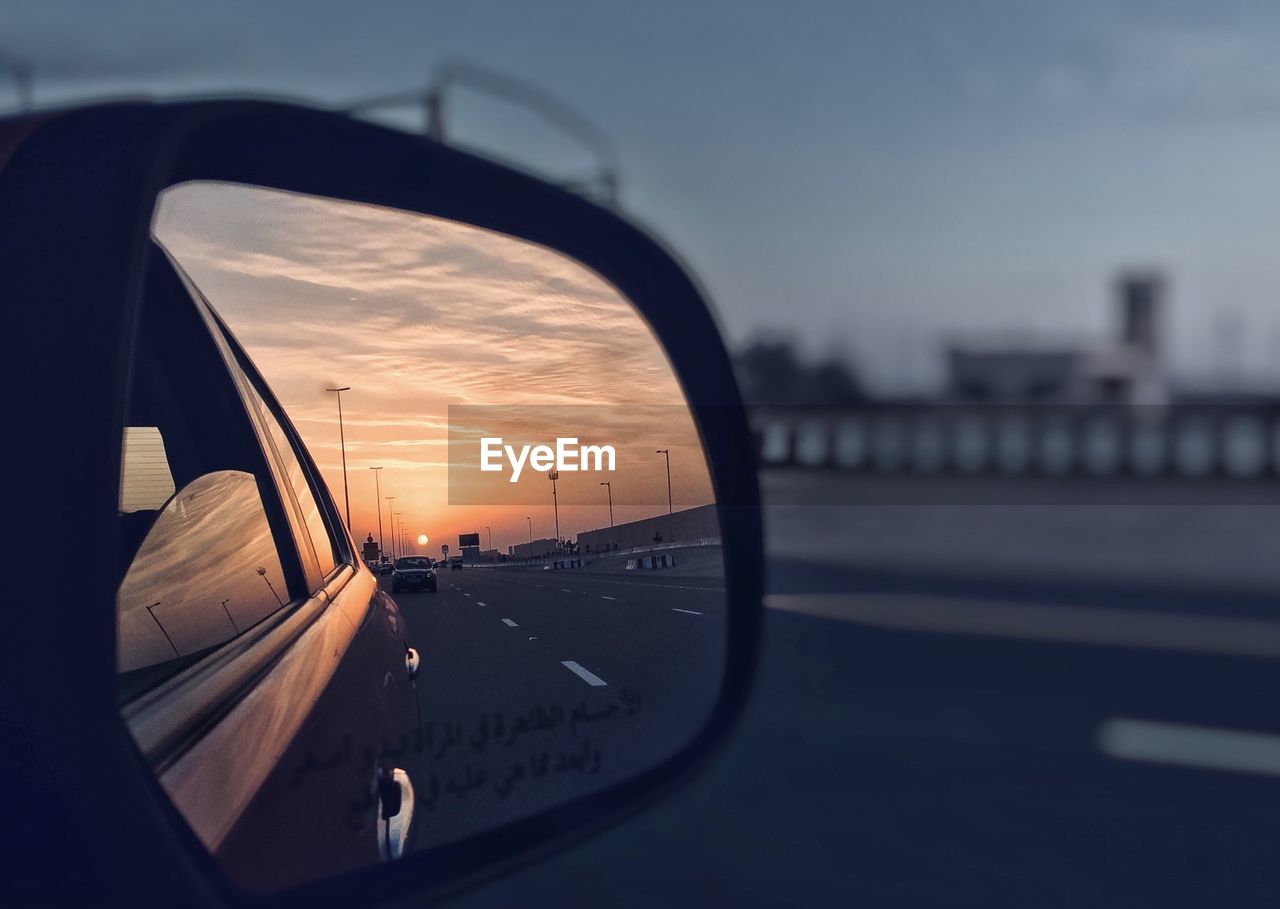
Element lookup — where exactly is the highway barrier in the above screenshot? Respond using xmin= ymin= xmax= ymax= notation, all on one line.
xmin=625 ymin=553 xmax=678 ymax=570
xmin=753 ymin=405 xmax=1280 ymax=480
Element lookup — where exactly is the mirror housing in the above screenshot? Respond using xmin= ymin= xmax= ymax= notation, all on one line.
xmin=2 ymin=99 xmax=762 ymax=907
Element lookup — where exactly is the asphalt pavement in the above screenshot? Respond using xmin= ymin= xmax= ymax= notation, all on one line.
xmin=385 ymin=559 xmax=726 ymax=851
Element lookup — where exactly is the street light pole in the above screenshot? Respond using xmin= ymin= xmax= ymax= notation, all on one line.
xmin=526 ymin=516 xmax=532 ymax=545
xmin=395 ymin=513 xmax=403 ymax=556
xmin=656 ymin=449 xmax=673 ymax=542
xmin=146 ymin=602 xmax=178 ymax=657
xmin=486 ymin=525 xmax=492 ymax=550
xmin=599 ymin=481 xmax=613 ymax=528
xmin=369 ymin=467 xmax=384 ymax=560
xmin=548 ymin=470 xmax=560 ymax=552
xmin=656 ymin=449 xmax=672 ymax=515
xmin=385 ymin=496 xmax=396 ymax=560
xmin=326 ymin=386 xmax=352 ymax=530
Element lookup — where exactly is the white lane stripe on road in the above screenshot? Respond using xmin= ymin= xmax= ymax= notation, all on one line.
xmin=672 ymin=608 xmax=703 ymax=615
xmin=560 ymin=588 xmax=571 ymax=593
xmin=766 ymin=594 xmax=1280 ymax=659
xmin=601 ymin=596 xmax=616 ymax=601
xmin=502 ymin=618 xmax=518 ymax=627
xmin=561 ymin=660 xmax=607 ymax=687
xmin=1099 ymin=717 xmax=1280 ymax=778
xmin=477 ymin=601 xmax=487 ymax=606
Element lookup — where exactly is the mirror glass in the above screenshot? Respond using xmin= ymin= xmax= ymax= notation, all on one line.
xmin=118 ymin=470 xmax=289 ymax=701
xmin=117 ymin=181 xmax=726 ymax=891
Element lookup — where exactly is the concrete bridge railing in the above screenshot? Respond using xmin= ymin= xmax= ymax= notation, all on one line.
xmin=751 ymin=405 xmax=1280 ymax=480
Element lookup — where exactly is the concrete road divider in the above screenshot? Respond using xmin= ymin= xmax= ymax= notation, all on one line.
xmin=625 ymin=553 xmax=678 ymax=570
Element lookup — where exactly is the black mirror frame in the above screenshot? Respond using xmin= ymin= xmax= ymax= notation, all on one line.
xmin=2 ymin=99 xmax=761 ymax=908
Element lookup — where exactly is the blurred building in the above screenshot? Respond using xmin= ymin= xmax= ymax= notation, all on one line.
xmin=947 ymin=272 xmax=1167 ymax=406
xmin=734 ymin=337 xmax=864 ymax=405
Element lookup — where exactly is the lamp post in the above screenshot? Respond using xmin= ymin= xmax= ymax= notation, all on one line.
xmin=599 ymin=480 xmax=613 ymax=528
xmin=655 ymin=450 xmax=672 ymax=515
xmin=326 ymin=386 xmax=352 ymax=531
xmin=395 ymin=512 xmax=403 ymax=555
xmin=369 ymin=467 xmax=384 ymax=560
xmin=656 ymin=449 xmax=673 ymax=542
xmin=548 ymin=470 xmax=560 ymax=552
xmin=220 ymin=598 xmax=239 ymax=635
xmin=146 ymin=601 xmax=178 ymax=657
xmin=385 ymin=496 xmax=396 ymax=560
xmin=257 ymin=565 xmax=284 ymax=606
xmin=486 ymin=525 xmax=492 ymax=551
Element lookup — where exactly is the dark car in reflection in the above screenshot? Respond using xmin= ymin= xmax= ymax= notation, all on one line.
xmin=391 ymin=556 xmax=437 ymax=593
xmin=114 ymin=247 xmax=421 ymax=892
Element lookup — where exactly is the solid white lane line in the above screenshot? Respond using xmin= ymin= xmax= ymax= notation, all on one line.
xmin=502 ymin=618 xmax=518 ymax=627
xmin=561 ymin=660 xmax=607 ymax=687
xmin=767 ymin=594 xmax=1280 ymax=659
xmin=601 ymin=596 xmax=616 ymax=601
xmin=672 ymin=608 xmax=703 ymax=615
xmin=1099 ymin=717 xmax=1280 ymax=778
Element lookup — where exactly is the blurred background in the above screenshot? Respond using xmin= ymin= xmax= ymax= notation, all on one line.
xmin=20 ymin=2 xmax=1280 ymax=904
xmin=12 ymin=0 xmax=1280 ymax=389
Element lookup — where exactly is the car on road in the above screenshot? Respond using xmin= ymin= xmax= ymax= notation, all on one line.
xmin=450 ymin=556 xmax=463 ymax=571
xmin=380 ymin=561 xmax=395 ymax=575
xmin=391 ymin=556 xmax=437 ymax=593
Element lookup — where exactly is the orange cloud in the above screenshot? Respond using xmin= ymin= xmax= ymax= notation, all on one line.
xmin=154 ymin=182 xmax=712 ymax=553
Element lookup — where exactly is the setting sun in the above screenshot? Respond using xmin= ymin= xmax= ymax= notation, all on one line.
xmin=417 ymin=534 xmax=429 ymax=546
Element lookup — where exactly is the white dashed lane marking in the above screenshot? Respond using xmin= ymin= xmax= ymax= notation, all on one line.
xmin=601 ymin=596 xmax=616 ymax=601
xmin=672 ymin=608 xmax=703 ymax=615
xmin=501 ymin=618 xmax=518 ymax=627
xmin=561 ymin=660 xmax=607 ymax=687
xmin=477 ymin=601 xmax=487 ymax=606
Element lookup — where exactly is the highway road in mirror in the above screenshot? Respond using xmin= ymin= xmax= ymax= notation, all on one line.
xmin=384 ymin=550 xmax=725 ymax=851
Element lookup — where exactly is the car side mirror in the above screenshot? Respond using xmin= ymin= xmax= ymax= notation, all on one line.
xmin=2 ymin=99 xmax=762 ymax=907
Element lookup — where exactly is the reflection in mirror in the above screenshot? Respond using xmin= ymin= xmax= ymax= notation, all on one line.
xmin=122 ymin=181 xmax=725 ymax=890
xmin=117 ymin=471 xmax=288 ymax=700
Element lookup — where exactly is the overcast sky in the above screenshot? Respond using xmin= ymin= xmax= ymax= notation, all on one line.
xmin=11 ymin=1 xmax=1280 ymax=389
